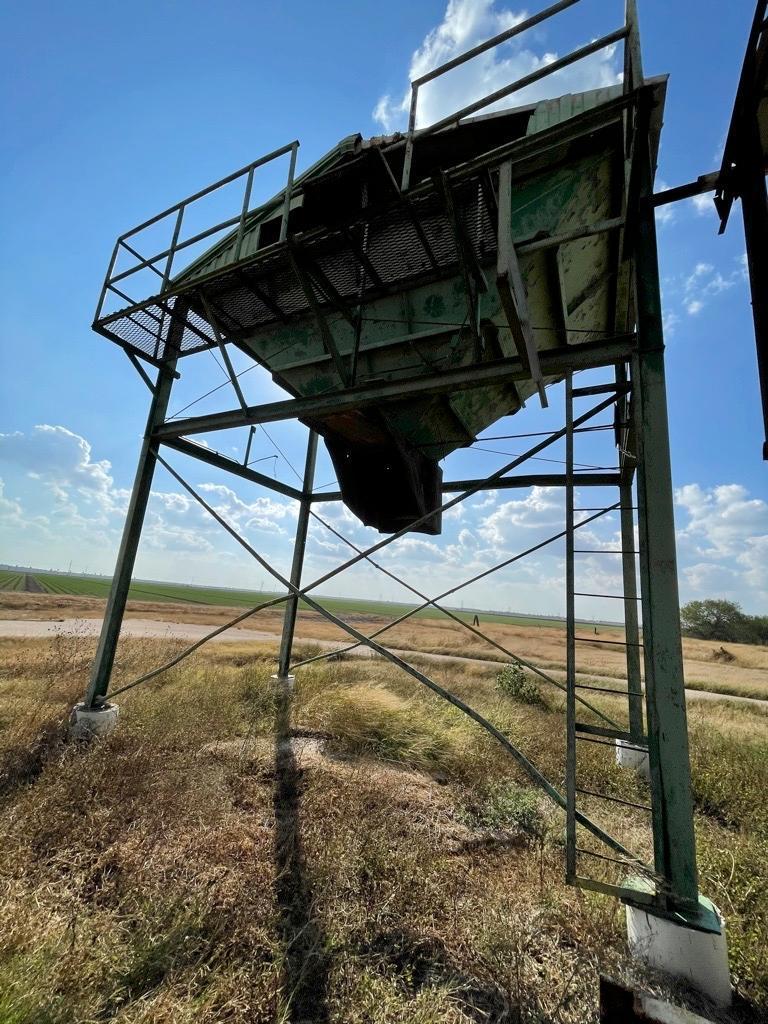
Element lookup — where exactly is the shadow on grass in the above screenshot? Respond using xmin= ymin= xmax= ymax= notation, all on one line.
xmin=274 ymin=676 xmax=330 ymax=1024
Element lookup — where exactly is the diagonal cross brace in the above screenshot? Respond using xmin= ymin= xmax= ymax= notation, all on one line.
xmin=156 ymin=453 xmax=648 ymax=869
xmin=288 ymin=246 xmax=351 ymax=386
xmin=299 ymin=503 xmax=623 ymax=731
xmin=496 ymin=160 xmax=547 ymax=406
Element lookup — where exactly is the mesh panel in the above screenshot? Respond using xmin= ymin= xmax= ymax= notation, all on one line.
xmin=97 ymin=170 xmax=498 ymax=363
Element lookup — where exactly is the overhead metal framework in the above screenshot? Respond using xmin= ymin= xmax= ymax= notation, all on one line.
xmin=81 ymin=0 xmax=721 ymax=936
xmin=652 ymin=0 xmax=768 ymax=458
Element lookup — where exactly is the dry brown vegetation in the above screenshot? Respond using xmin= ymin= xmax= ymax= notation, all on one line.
xmin=0 ymin=626 xmax=767 ymax=1023
xmin=3 ymin=592 xmax=768 ymax=701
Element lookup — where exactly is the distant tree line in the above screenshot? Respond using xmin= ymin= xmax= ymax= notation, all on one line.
xmin=680 ymin=599 xmax=768 ymax=646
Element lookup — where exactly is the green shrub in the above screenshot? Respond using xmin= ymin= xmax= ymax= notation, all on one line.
xmin=466 ymin=781 xmax=544 ymax=839
xmin=496 ymin=663 xmax=543 ymax=706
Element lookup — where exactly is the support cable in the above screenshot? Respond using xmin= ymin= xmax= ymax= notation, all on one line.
xmin=249 ymin=426 xmax=612 ymax=721
xmin=274 ymin=391 xmax=625 ymax=601
xmin=251 ymin=414 xmax=618 ymax=727
xmin=150 ymin=455 xmax=649 ymax=869
xmin=104 ymin=595 xmax=289 ymax=701
xmin=300 ymin=505 xmax=621 ymax=730
xmin=292 ymin=502 xmax=619 ymax=672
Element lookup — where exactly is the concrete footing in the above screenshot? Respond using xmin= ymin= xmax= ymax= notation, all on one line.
xmin=271 ymin=673 xmax=295 ymax=689
xmin=69 ymin=702 xmax=120 ymax=740
xmin=615 ymin=738 xmax=650 ymax=780
xmin=625 ymin=902 xmax=731 ymax=1007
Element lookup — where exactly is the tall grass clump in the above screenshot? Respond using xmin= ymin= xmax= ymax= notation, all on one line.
xmin=496 ymin=662 xmax=543 ymax=706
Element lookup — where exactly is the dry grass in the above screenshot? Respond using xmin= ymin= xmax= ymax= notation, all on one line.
xmin=0 ymin=629 xmax=766 ymax=1022
xmin=3 ymin=593 xmax=767 ymax=702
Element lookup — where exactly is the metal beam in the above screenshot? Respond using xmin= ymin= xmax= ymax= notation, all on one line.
xmin=633 ymin=120 xmax=700 ymax=918
xmin=497 ymin=160 xmax=547 ymax=404
xmin=310 ymin=472 xmax=622 ymax=503
xmin=84 ymin=308 xmax=185 ymax=706
xmin=277 ymin=432 xmax=318 ymax=676
xmin=126 ymin=350 xmax=155 ymax=393
xmin=565 ymin=374 xmax=577 ymax=881
xmin=154 ymin=336 xmax=636 ymax=439
xmin=444 ymin=472 xmax=621 ymax=490
xmin=434 ymin=171 xmax=485 ymax=359
xmin=651 ymin=171 xmax=719 ymax=208
xmin=288 ymin=247 xmax=351 ymax=386
xmin=620 ymin=479 xmax=644 ymax=740
xmin=160 ymin=436 xmax=302 ymax=501
xmin=739 ymin=112 xmax=768 ymax=458
xmin=199 ymin=292 xmax=249 ymax=411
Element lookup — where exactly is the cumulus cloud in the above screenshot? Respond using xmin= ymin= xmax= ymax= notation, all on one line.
xmin=654 ymin=180 xmax=675 ymax=227
xmin=0 ymin=424 xmax=118 ymax=512
xmin=0 ymin=425 xmax=298 ymax=578
xmin=373 ymin=0 xmax=620 ymax=133
xmin=675 ymin=482 xmax=768 ymax=606
xmin=478 ymin=486 xmax=563 ymax=547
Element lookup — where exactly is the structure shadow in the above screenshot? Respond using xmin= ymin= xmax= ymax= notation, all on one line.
xmin=273 ymin=677 xmax=330 ymax=1023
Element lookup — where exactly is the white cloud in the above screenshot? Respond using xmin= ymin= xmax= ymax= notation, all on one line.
xmin=0 ymin=424 xmax=118 ymax=513
xmin=373 ymin=0 xmax=620 ymax=133
xmin=0 ymin=426 xmax=298 ymax=582
xmin=675 ymin=483 xmax=768 ymax=608
xmin=478 ymin=486 xmax=563 ymax=547
xmin=690 ymin=192 xmax=715 ymax=217
xmin=662 ymin=309 xmax=680 ymax=335
xmin=681 ymin=258 xmax=743 ymax=318
xmin=654 ymin=181 xmax=675 ymax=227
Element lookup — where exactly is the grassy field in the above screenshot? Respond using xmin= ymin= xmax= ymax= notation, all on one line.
xmin=0 ymin=570 xmax=24 ymax=592
xmin=2 ymin=587 xmax=768 ymax=702
xmin=0 ymin=630 xmax=766 ymax=1022
xmin=0 ymin=568 xmax=616 ymax=629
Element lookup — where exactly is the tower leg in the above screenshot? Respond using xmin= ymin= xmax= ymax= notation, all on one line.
xmin=277 ymin=431 xmax=318 ymax=679
xmin=625 ymin=99 xmax=729 ymax=1002
xmin=79 ymin=352 xmax=179 ymax=713
xmin=615 ymin=475 xmax=649 ymax=776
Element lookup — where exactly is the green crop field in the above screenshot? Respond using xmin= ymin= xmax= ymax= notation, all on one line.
xmin=0 ymin=570 xmax=24 ymax=592
xmin=0 ymin=567 xmax=619 ymax=630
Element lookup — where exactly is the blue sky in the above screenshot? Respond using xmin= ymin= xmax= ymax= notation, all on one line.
xmin=1 ymin=0 xmax=766 ymax=617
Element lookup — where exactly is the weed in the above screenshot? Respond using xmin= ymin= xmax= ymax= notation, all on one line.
xmin=496 ymin=662 xmax=544 ymax=706
xmin=463 ymin=779 xmax=545 ymax=840
xmin=0 ymin=632 xmax=766 ymax=1020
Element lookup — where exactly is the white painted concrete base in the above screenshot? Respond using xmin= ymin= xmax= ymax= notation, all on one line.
xmin=626 ymin=903 xmax=731 ymax=1007
xmin=69 ymin=702 xmax=120 ymax=740
xmin=615 ymin=738 xmax=650 ymax=780
xmin=271 ymin=673 xmax=295 ymax=690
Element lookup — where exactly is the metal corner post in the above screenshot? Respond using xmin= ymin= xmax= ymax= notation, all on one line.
xmin=277 ymin=430 xmax=318 ymax=678
xmin=633 ymin=125 xmax=699 ymax=915
xmin=620 ymin=477 xmax=644 ymax=740
xmin=83 ymin=358 xmax=179 ymax=706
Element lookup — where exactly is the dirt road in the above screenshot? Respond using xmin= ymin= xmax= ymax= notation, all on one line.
xmin=1 ymin=616 xmax=764 ymax=708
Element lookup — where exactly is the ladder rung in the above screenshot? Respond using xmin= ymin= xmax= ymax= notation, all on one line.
xmin=575 ymin=636 xmax=643 ymax=647
xmin=575 ymin=682 xmax=644 ymax=697
xmin=576 ymin=734 xmax=648 ymax=753
xmin=573 ymin=591 xmax=641 ymax=600
xmin=573 ymin=549 xmax=638 ymax=554
xmin=575 ymin=847 xmax=645 ymax=870
xmin=576 ymin=788 xmax=652 ymax=812
xmin=575 ymin=722 xmax=647 ymax=744
xmin=572 ymin=383 xmax=630 ymax=397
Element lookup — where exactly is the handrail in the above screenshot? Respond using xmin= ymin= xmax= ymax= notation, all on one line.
xmin=400 ymin=0 xmax=631 ymax=189
xmin=95 ymin=140 xmax=299 ymax=326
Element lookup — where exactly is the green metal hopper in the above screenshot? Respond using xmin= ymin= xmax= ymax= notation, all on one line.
xmin=95 ymin=79 xmax=665 ymax=535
